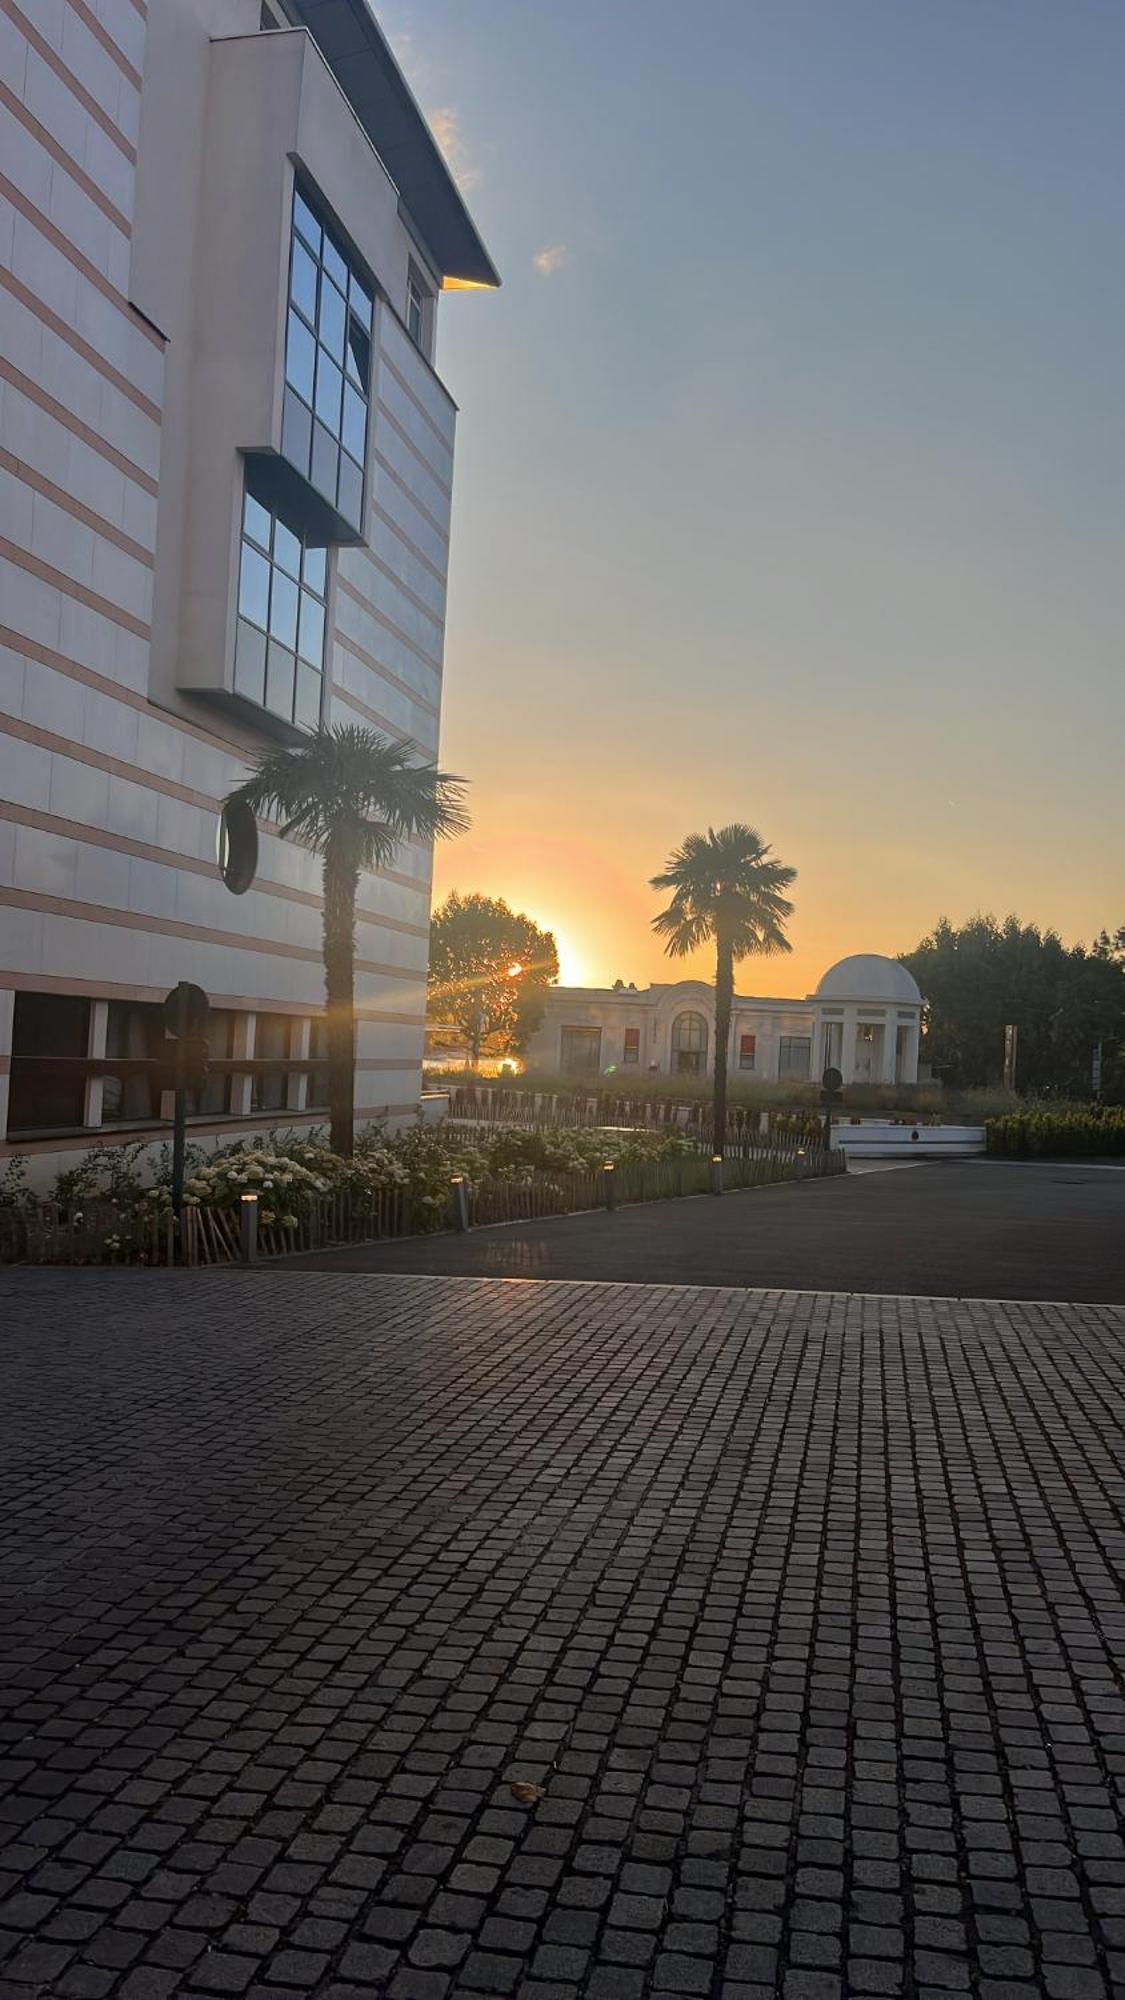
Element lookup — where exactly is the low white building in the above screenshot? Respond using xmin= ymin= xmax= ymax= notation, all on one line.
xmin=523 ymin=954 xmax=924 ymax=1087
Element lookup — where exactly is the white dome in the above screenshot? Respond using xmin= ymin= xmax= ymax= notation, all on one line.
xmin=815 ymin=954 xmax=921 ymax=1004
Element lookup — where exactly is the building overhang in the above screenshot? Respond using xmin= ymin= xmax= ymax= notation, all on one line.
xmin=287 ymin=0 xmax=500 ymax=289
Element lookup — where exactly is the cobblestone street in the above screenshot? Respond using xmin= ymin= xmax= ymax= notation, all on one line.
xmin=1 ymin=1272 xmax=1124 ymax=2000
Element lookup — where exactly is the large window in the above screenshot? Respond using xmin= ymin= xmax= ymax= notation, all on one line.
xmin=671 ymin=1012 xmax=708 ymax=1075
xmin=820 ymin=1020 xmax=843 ymax=1074
xmin=283 ymin=185 xmax=372 ymax=533
xmin=778 ymin=1036 xmax=811 ymax=1080
xmin=739 ymin=1032 xmax=757 ymax=1072
xmin=103 ymin=1001 xmax=164 ymax=1125
xmin=623 ymin=1027 xmax=640 ymax=1066
xmin=560 ymin=1026 xmax=601 ymax=1077
xmin=7 ymin=994 xmax=90 ymax=1134
xmin=252 ymin=1014 xmax=292 ymax=1115
xmin=235 ymin=480 xmax=327 ymax=732
xmin=406 ymin=267 xmax=429 ymax=350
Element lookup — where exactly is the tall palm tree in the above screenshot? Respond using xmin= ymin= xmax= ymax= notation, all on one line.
xmin=226 ymin=726 xmax=468 ymax=1157
xmin=651 ymin=825 xmax=796 ymax=1153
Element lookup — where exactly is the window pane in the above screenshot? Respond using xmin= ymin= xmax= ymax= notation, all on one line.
xmin=238 ymin=542 xmax=270 ymax=628
xmin=342 ymin=382 xmax=367 ymax=463
xmin=235 ymin=617 xmax=267 ymax=706
xmin=302 ymin=542 xmax=327 ymax=595
xmin=268 ymin=567 xmax=299 ymax=646
xmin=266 ymin=641 xmax=295 ymax=721
xmin=294 ymin=661 xmax=322 ymax=732
xmin=293 ymin=188 xmax=320 ymax=254
xmin=243 ymin=489 xmax=272 ymax=549
xmin=336 ymin=450 xmax=363 ymax=532
xmin=346 ymin=315 xmax=370 ymax=388
xmin=285 ymin=309 xmax=316 ymax=401
xmin=314 ymin=352 xmax=343 ymax=430
xmin=273 ymin=517 xmax=301 ymax=579
xmin=290 ymin=236 xmax=318 ymax=323
xmin=281 ymin=387 xmax=312 ymax=477
xmin=318 ymin=277 xmax=346 ymax=363
xmin=322 ymin=230 xmax=347 ymax=293
xmin=349 ymin=273 xmax=372 ymax=330
xmin=311 ymin=421 xmax=338 ymax=502
xmin=297 ymin=588 xmax=324 ymax=665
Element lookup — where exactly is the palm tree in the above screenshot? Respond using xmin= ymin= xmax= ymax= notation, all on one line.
xmin=651 ymin=825 xmax=796 ymax=1154
xmin=226 ymin=726 xmax=468 ymax=1157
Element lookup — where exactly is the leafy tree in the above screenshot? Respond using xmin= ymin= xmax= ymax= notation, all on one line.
xmin=227 ymin=727 xmax=467 ymax=1156
xmin=901 ymin=915 xmax=1125 ymax=1094
xmin=428 ymin=893 xmax=559 ymax=1066
xmin=650 ymin=825 xmax=796 ymax=1148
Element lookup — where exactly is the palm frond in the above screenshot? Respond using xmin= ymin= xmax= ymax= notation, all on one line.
xmin=225 ymin=724 xmax=469 ymax=864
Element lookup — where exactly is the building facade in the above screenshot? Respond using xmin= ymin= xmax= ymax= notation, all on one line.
xmin=523 ymin=955 xmax=925 ymax=1087
xmin=0 ymin=0 xmax=497 ymax=1177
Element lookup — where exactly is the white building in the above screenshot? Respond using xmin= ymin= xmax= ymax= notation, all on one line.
xmin=523 ymin=955 xmax=925 ymax=1087
xmin=0 ymin=0 xmax=497 ymax=1179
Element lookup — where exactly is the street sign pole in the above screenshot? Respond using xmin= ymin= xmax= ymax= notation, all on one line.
xmin=821 ymin=1065 xmax=843 ymax=1158
xmin=162 ymin=982 xmax=210 ymax=1222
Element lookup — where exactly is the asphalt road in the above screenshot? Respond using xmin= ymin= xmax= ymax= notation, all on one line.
xmin=288 ymin=1159 xmax=1125 ymax=1301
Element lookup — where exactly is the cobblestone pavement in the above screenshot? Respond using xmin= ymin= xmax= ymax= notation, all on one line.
xmin=2 ymin=1273 xmax=1124 ymax=2000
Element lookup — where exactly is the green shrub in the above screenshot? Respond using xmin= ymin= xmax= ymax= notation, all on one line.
xmin=986 ymin=1107 xmax=1125 ymax=1158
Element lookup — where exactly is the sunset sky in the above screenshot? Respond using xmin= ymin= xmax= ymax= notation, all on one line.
xmin=388 ymin=0 xmax=1125 ymax=996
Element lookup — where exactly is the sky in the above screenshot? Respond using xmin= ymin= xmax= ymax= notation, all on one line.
xmin=385 ymin=0 xmax=1125 ymax=994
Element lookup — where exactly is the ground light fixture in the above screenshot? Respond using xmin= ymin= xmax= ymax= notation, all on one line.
xmin=602 ymin=1161 xmax=616 ymax=1210
xmin=239 ymin=1191 xmax=259 ymax=1264
xmin=711 ymin=1153 xmax=724 ymax=1196
xmin=449 ymin=1174 xmax=469 ymax=1232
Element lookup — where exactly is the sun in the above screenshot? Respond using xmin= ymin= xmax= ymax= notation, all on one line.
xmin=552 ymin=931 xmax=586 ymax=987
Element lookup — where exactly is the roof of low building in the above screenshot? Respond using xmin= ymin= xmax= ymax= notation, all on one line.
xmin=289 ymin=0 xmax=500 ymax=287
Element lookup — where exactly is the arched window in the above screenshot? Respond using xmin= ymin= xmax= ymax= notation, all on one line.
xmin=671 ymin=1011 xmax=708 ymax=1075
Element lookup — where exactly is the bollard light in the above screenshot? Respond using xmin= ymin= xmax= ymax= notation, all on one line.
xmin=450 ymin=1174 xmax=470 ymax=1232
xmin=602 ymin=1161 xmax=617 ymax=1211
xmin=239 ymin=1191 xmax=259 ymax=1265
xmin=710 ymin=1153 xmax=724 ymax=1196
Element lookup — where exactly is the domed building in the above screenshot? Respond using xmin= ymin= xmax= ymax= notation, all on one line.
xmin=522 ymin=952 xmax=924 ymax=1086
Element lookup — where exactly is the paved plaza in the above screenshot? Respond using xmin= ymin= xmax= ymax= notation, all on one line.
xmin=1 ymin=1271 xmax=1124 ymax=2000
xmin=289 ymin=1162 xmax=1125 ymax=1304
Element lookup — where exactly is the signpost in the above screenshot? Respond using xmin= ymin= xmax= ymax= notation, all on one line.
xmin=1092 ymin=1041 xmax=1103 ymax=1101
xmin=821 ymin=1065 xmax=843 ymax=1157
xmin=161 ymin=982 xmax=210 ymax=1217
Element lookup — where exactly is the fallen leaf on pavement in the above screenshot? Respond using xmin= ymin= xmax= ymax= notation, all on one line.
xmin=510 ymin=1782 xmax=547 ymax=1803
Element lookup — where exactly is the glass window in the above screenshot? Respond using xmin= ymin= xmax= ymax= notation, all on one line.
xmin=185 ymin=1009 xmax=235 ymax=1120
xmin=623 ymin=1027 xmax=640 ymax=1066
xmin=739 ymin=1032 xmax=757 ymax=1071
xmin=671 ymin=1012 xmax=708 ymax=1075
xmin=290 ymin=237 xmax=318 ymax=323
xmin=307 ymin=1018 xmax=329 ymax=1108
xmin=103 ymin=1000 xmax=164 ymax=1125
xmin=252 ymin=1014 xmax=291 ymax=1115
xmin=778 ymin=1036 xmax=812 ymax=1080
xmin=282 ymin=183 xmax=371 ymax=518
xmin=235 ymin=475 xmax=329 ymax=733
xmin=560 ymin=1026 xmax=601 ymax=1077
xmin=407 ymin=269 xmax=427 ymax=348
xmin=7 ymin=993 xmax=90 ymax=1134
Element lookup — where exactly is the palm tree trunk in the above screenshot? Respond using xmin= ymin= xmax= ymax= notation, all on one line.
xmin=713 ymin=929 xmax=734 ymax=1156
xmin=322 ymin=837 xmax=360 ymax=1157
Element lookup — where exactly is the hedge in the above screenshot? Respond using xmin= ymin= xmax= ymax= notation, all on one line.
xmin=986 ymin=1107 xmax=1125 ymax=1158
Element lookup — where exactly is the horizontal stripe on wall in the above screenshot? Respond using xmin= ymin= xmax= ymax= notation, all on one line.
xmin=335 ymin=573 xmax=443 ymax=679
xmin=0 ymin=447 xmax=154 ymax=568
xmin=1 ymin=0 xmax=137 ymax=163
xmin=333 ymin=626 xmax=440 ymax=720
xmin=0 ymin=968 xmax=424 ymax=1023
xmin=0 ymin=887 xmax=424 ymax=983
xmin=378 ymin=346 xmax=456 ymax=454
xmin=0 ymin=78 xmax=131 ymax=237
xmin=375 ymin=395 xmax=453 ymax=500
xmin=0 ymin=173 xmax=162 ymax=351
xmin=345 ymin=539 xmax=447 ymax=641
xmin=0 ymin=664 xmax=429 ymax=889
xmin=0 ymin=358 xmax=158 ymax=495
xmin=0 ymin=803 xmax=431 ymax=938
xmin=0 ymin=539 xmax=150 ymax=639
xmin=369 ymin=497 xmax=448 ymax=590
xmin=0 ymin=1101 xmax=421 ymax=1159
xmin=372 ymin=447 xmax=450 ymax=549
xmin=0 ymin=267 xmax=161 ymax=424
xmin=66 ymin=0 xmax=143 ymax=88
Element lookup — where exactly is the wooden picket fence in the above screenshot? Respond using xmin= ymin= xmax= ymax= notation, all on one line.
xmin=0 ymin=1140 xmax=843 ymax=1269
